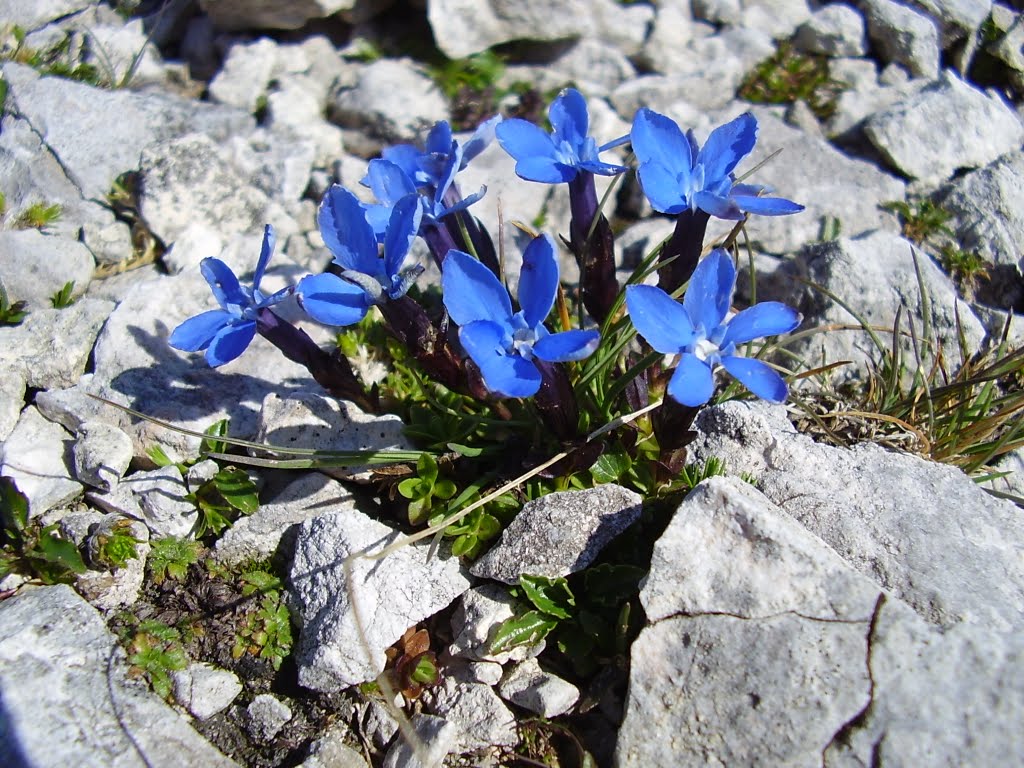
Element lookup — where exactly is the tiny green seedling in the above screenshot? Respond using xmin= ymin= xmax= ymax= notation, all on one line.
xmin=0 ymin=477 xmax=87 ymax=584
xmin=90 ymin=518 xmax=143 ymax=570
xmin=0 ymin=282 xmax=28 ymax=326
xmin=398 ymin=452 xmax=457 ymax=525
xmin=231 ymin=572 xmax=293 ymax=671
xmin=14 ymin=201 xmax=62 ymax=230
xmin=147 ymin=536 xmax=202 ymax=584
xmin=881 ymin=198 xmax=954 ymax=245
xmin=50 ymin=281 xmax=76 ymax=309
xmin=738 ymin=41 xmax=845 ymax=120
xmin=127 ymin=620 xmax=188 ymax=699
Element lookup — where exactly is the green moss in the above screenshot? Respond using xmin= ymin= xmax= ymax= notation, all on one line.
xmin=738 ymin=41 xmax=845 ymax=120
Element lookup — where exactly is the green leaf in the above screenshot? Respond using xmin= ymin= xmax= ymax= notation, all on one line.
xmin=519 ymin=574 xmax=575 ymax=619
xmin=407 ymin=497 xmax=431 ymax=526
xmin=33 ymin=526 xmax=87 ymax=576
xmin=200 ymin=419 xmax=230 ymax=456
xmin=240 ymin=569 xmax=282 ymax=596
xmin=416 ymin=452 xmax=439 ymax=485
xmin=447 ymin=442 xmax=483 ymax=457
xmin=397 ymin=477 xmax=425 ymax=500
xmin=590 ymin=450 xmax=631 ymax=483
xmin=146 ymin=444 xmax=175 ymax=467
xmin=0 ymin=476 xmax=29 ymax=537
xmin=212 ymin=467 xmax=259 ymax=514
xmin=489 ymin=610 xmax=559 ymax=654
xmin=433 ymin=478 xmax=457 ymax=500
xmin=451 ymin=534 xmax=477 ymax=558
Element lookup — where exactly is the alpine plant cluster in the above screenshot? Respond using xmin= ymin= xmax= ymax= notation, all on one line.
xmin=170 ymin=88 xmax=804 ymax=435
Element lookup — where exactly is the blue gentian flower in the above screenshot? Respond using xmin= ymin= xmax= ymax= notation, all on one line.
xmin=630 ymin=108 xmax=804 ymax=220
xmin=442 ymin=235 xmax=600 ymax=398
xmin=296 ymin=185 xmax=423 ymax=326
xmin=625 ymin=249 xmax=800 ymax=407
xmin=383 ymin=116 xmax=502 ymax=189
xmin=169 ymin=225 xmax=292 ymax=367
xmin=496 ymin=87 xmax=628 ymax=184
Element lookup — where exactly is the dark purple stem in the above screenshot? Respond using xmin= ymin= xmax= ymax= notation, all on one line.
xmin=658 ymin=208 xmax=711 ymax=295
xmin=255 ymin=308 xmax=374 ymax=410
xmin=568 ymin=171 xmax=617 ymax=325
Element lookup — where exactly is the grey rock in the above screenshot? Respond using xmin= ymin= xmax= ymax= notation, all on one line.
xmin=824 ymin=596 xmax=1024 ymax=766
xmin=199 ymin=0 xmax=391 ymax=30
xmin=172 ymin=662 xmax=243 ymax=721
xmin=245 ymin=694 xmax=293 ymax=742
xmin=0 ymin=0 xmax=95 ymax=30
xmin=0 ymin=406 xmax=81 ymax=518
xmin=209 ymin=37 xmax=279 ymax=113
xmin=0 ymin=298 xmax=111 ymax=391
xmin=121 ymin=465 xmax=198 ymax=539
xmin=541 ymin=39 xmax=637 ymax=97
xmin=0 ymin=368 xmax=25 ymax=442
xmin=470 ymin=484 xmax=642 ymax=585
xmin=422 ymin=676 xmax=518 ymax=752
xmin=360 ymin=700 xmax=399 ymax=750
xmin=0 ymin=229 xmax=95 ymax=309
xmin=299 ymin=722 xmax=370 ymax=767
xmin=186 ymin=459 xmax=221 ymax=493
xmin=762 ymin=230 xmax=986 ymax=385
xmin=79 ymin=16 xmax=171 ymax=89
xmin=862 ymin=0 xmax=941 ymax=79
xmin=329 ymin=59 xmax=448 ymax=144
xmin=289 ymin=506 xmax=472 ymax=690
xmin=382 ymin=714 xmax=458 ymax=768
xmin=989 ymin=12 xmax=1024 ymax=93
xmin=427 ymin=0 xmax=590 ymax=59
xmin=906 ymin=0 xmax=993 ymax=45
xmin=694 ymin=0 xmax=812 ymax=37
xmin=617 ymin=476 xmax=877 ymax=766
xmin=936 ymin=150 xmax=1024 ymax=272
xmin=825 ymin=69 xmax=924 ymax=139
xmin=497 ymin=658 xmax=579 ymax=717
xmin=266 ymin=75 xmax=346 ymax=166
xmin=0 ymin=114 xmax=131 ymax=266
xmin=136 ymin=133 xmax=274 ymax=245
xmin=707 ymin=110 xmax=906 ymax=254
xmin=615 ymin=218 xmax=675 ymax=273
xmin=449 ymin=583 xmax=546 ymax=664
xmin=252 ymin=391 xmax=412 ymax=483
xmin=795 ymin=4 xmax=867 ymax=57
xmin=77 ymin=514 xmax=149 ymax=610
xmin=688 ymin=401 xmax=1024 ymax=632
xmin=0 ymin=584 xmax=238 ymax=767
xmin=73 ymin=421 xmax=135 ymax=492
xmin=1 ymin=61 xmax=252 ymax=202
xmin=863 ymin=70 xmax=1024 ymax=186
xmin=215 ymin=472 xmax=360 ymax=566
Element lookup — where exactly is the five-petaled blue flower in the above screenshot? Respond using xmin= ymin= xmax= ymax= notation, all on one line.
xmin=630 ymin=108 xmax=804 ymax=220
xmin=169 ymin=224 xmax=292 ymax=367
xmin=296 ymin=185 xmax=423 ymax=326
xmin=497 ymin=87 xmax=628 ymax=184
xmin=625 ymin=249 xmax=801 ymax=407
xmin=442 ymin=235 xmax=600 ymax=398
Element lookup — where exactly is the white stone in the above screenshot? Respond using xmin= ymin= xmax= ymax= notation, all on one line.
xmin=0 ymin=229 xmax=96 ymax=310
xmin=382 ymin=714 xmax=458 ymax=768
xmin=422 ymin=676 xmax=517 ymax=752
xmin=200 ymin=0 xmax=390 ymax=30
xmin=862 ymin=0 xmax=941 ymax=79
xmin=795 ymin=4 xmax=867 ymax=57
xmin=209 ymin=37 xmax=279 ymax=113
xmin=121 ymin=465 xmax=198 ymax=539
xmin=172 ymin=662 xmax=243 ymax=721
xmin=0 ymin=368 xmax=25 ymax=442
xmin=449 ymin=583 xmax=546 ymax=664
xmin=289 ymin=506 xmax=472 ymax=690
xmin=73 ymin=420 xmax=134 ymax=491
xmin=497 ymin=658 xmax=579 ymax=717
xmin=0 ymin=406 xmax=82 ymax=518
xmin=245 ymin=693 xmax=293 ymax=742
xmin=0 ymin=585 xmax=238 ymax=767
xmin=864 ymin=71 xmax=1024 ymax=186
xmin=470 ymin=484 xmax=642 ymax=584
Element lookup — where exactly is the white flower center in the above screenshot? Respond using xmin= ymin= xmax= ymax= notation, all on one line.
xmin=692 ymin=336 xmax=720 ymax=363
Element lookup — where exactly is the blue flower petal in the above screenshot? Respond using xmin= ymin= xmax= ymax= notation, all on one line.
xmin=549 ymin=88 xmax=588 ymax=147
xmin=630 ymin=108 xmax=692 ymax=179
xmin=637 ymin=162 xmax=687 ymax=214
xmin=514 ymin=157 xmax=575 ymax=184
xmin=206 ymin=320 xmax=257 ymax=367
xmin=252 ymin=224 xmax=275 ymax=292
xmin=720 ymin=355 xmax=788 ymax=402
xmin=693 ymin=190 xmax=744 ymax=220
xmin=460 ymin=320 xmax=541 ymax=398
xmin=497 ymin=119 xmax=559 ymax=165
xmin=296 ymin=273 xmax=371 ymax=326
xmin=625 ymin=284 xmax=696 ymax=354
xmin=732 ymin=194 xmax=805 ymax=216
xmin=533 ymin=329 xmax=600 ymax=362
xmin=722 ymin=302 xmax=801 ymax=346
xmin=169 ymin=309 xmax=234 ymax=352
xmin=380 ymin=144 xmax=423 ymax=182
xmin=383 ymin=194 xmax=423 ymax=280
xmin=318 ymin=185 xmax=379 ymax=275
xmin=363 ymin=159 xmax=418 ymax=206
xmin=425 ymin=121 xmax=453 ymax=156
xmin=684 ymin=250 xmax=734 ymax=333
xmin=200 ymin=258 xmax=246 ymax=308
xmin=579 ymin=158 xmax=630 ymax=177
xmin=696 ymin=112 xmax=757 ymax=186
xmin=462 ymin=114 xmax=503 ymax=166
xmin=518 ymin=234 xmax=559 ymax=329
xmin=667 ymin=352 xmax=715 ymax=407
xmin=441 ymin=249 xmax=513 ymax=326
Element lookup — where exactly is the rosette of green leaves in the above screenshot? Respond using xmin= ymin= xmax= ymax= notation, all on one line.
xmin=398 ymin=453 xmax=457 ymax=525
